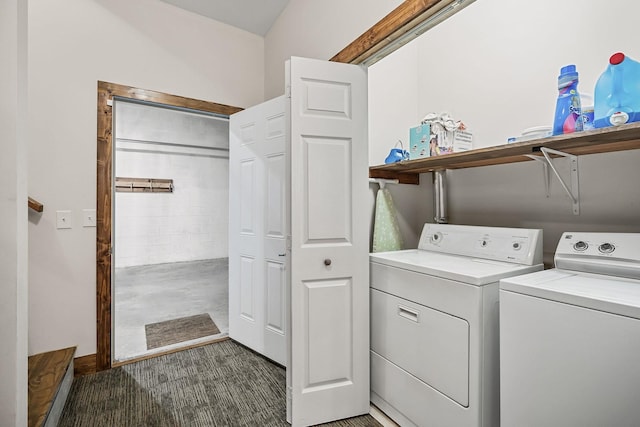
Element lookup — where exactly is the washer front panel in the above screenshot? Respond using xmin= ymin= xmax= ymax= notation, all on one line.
xmin=500 ymin=290 xmax=640 ymax=427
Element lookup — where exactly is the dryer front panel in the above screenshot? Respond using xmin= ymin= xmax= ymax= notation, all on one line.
xmin=371 ymin=288 xmax=470 ymax=406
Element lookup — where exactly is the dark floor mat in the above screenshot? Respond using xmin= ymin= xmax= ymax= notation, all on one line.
xmin=145 ymin=313 xmax=220 ymax=349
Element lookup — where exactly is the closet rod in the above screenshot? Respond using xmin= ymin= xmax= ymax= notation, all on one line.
xmin=112 ymin=95 xmax=230 ymax=120
xmin=116 ymin=137 xmax=229 ymax=152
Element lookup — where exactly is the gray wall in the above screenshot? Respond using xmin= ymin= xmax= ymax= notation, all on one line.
xmin=115 ymin=101 xmax=230 ymax=267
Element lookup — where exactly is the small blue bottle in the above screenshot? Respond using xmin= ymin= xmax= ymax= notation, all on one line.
xmin=553 ymin=65 xmax=583 ymax=135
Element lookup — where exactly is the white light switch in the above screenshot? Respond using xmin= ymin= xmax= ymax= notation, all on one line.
xmin=56 ymin=210 xmax=72 ymax=229
xmin=83 ymin=209 xmax=96 ymax=227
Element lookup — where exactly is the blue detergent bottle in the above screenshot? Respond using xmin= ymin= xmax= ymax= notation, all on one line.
xmin=553 ymin=65 xmax=583 ymax=135
xmin=594 ymin=52 xmax=640 ymax=128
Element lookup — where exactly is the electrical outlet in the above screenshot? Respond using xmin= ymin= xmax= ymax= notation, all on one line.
xmin=56 ymin=210 xmax=72 ymax=229
xmin=83 ymin=209 xmax=96 ymax=227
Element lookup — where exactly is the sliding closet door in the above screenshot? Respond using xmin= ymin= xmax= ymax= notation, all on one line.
xmin=287 ymin=57 xmax=369 ymax=426
xmin=229 ymin=96 xmax=287 ymax=365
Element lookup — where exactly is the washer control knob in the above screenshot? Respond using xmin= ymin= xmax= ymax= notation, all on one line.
xmin=430 ymin=232 xmax=443 ymax=244
xmin=480 ymin=239 xmax=488 ymax=247
xmin=512 ymin=242 xmax=522 ymax=251
xmin=598 ymin=243 xmax=615 ymax=254
xmin=573 ymin=241 xmax=588 ymax=251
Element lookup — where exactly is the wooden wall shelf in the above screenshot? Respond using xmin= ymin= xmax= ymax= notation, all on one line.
xmin=369 ymin=122 xmax=640 ymax=183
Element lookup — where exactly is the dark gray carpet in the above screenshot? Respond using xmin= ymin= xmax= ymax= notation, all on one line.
xmin=59 ymin=340 xmax=381 ymax=427
xmin=145 ymin=313 xmax=220 ymax=350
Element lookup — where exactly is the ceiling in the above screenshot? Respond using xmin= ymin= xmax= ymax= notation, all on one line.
xmin=159 ymin=0 xmax=290 ymax=36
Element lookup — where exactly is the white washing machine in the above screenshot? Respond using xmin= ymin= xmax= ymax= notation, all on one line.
xmin=500 ymin=232 xmax=640 ymax=427
xmin=370 ymin=224 xmax=543 ymax=427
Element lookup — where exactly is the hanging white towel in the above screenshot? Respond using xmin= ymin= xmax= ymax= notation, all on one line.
xmin=372 ymin=187 xmax=403 ymax=252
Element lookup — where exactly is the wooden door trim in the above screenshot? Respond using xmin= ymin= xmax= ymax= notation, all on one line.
xmin=331 ymin=0 xmax=456 ymax=65
xmin=96 ymin=81 xmax=242 ymax=371
xmin=97 ymin=0 xmax=464 ymax=369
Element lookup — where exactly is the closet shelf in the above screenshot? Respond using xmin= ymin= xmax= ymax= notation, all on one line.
xmin=369 ymin=121 xmax=640 ymax=184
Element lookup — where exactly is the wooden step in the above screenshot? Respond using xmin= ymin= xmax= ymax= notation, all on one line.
xmin=28 ymin=346 xmax=76 ymax=427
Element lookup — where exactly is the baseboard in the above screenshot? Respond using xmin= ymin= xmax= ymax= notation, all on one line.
xmin=370 ymin=403 xmax=400 ymax=427
xmin=74 ymin=353 xmax=97 ymax=377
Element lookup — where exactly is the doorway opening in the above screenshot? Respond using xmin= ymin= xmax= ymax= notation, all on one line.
xmin=96 ymin=81 xmax=242 ymax=371
xmin=112 ymin=98 xmax=231 ymax=362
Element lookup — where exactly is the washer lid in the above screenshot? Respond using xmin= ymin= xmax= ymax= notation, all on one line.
xmin=500 ymin=269 xmax=640 ymax=320
xmin=370 ymin=249 xmax=543 ymax=286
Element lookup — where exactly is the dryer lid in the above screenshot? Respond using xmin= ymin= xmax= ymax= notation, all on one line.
xmin=370 ymin=250 xmax=543 ymax=286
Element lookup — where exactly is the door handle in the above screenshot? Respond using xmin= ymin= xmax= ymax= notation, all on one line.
xmin=324 ymin=259 xmax=332 ymax=266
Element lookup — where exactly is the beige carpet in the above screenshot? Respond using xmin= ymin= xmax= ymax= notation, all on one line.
xmin=145 ymin=313 xmax=220 ymax=350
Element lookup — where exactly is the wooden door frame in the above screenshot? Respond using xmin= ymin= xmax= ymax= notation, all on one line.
xmin=96 ymin=81 xmax=242 ymax=371
xmin=96 ymin=0 xmax=466 ymax=371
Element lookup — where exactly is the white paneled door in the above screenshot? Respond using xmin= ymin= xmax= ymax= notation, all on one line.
xmin=229 ymin=96 xmax=287 ymax=366
xmin=287 ymin=57 xmax=369 ymax=426
xmin=230 ymin=57 xmax=369 ymax=427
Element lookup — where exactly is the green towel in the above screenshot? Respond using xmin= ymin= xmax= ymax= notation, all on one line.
xmin=372 ymin=187 xmax=403 ymax=252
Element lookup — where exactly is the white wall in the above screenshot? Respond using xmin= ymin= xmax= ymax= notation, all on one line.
xmin=264 ymin=0 xmax=403 ymax=99
xmin=28 ymin=0 xmax=264 ymax=357
xmin=115 ymin=101 xmax=230 ymax=267
xmin=0 ymin=0 xmax=28 ymax=424
xmin=266 ymin=0 xmax=432 ymax=248
xmin=369 ymin=0 xmax=640 ymax=261
xmin=367 ymin=41 xmax=433 ymax=249
xmin=369 ymin=41 xmax=420 ymax=167
xmin=414 ymin=0 xmax=640 ymax=147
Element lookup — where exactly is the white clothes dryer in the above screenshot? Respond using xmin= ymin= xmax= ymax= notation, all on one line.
xmin=370 ymin=224 xmax=543 ymax=427
xmin=500 ymin=232 xmax=640 ymax=427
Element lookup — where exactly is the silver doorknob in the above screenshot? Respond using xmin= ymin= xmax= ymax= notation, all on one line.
xmin=324 ymin=259 xmax=332 ymax=266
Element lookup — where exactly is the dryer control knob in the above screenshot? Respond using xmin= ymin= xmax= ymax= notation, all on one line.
xmin=573 ymin=241 xmax=588 ymax=251
xmin=598 ymin=243 xmax=615 ymax=254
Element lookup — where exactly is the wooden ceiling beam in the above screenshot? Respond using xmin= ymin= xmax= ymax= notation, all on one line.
xmin=330 ymin=0 xmax=454 ymax=65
